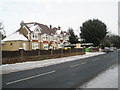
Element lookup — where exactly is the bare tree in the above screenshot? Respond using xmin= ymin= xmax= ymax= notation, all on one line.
xmin=0 ymin=22 xmax=6 ymax=40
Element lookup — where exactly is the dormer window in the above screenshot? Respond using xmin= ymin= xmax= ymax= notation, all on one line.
xmin=36 ymin=29 xmax=39 ymax=31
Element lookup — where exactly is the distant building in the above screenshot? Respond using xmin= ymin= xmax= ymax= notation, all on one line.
xmin=2 ymin=21 xmax=70 ymax=51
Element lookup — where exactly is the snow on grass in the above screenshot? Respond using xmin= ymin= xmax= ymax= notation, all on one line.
xmin=80 ymin=64 xmax=118 ymax=88
xmin=1 ymin=52 xmax=105 ymax=74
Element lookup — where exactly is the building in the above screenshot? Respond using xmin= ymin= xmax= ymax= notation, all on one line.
xmin=2 ymin=31 xmax=29 ymax=51
xmin=18 ymin=21 xmax=52 ymax=50
xmin=2 ymin=21 xmax=70 ymax=51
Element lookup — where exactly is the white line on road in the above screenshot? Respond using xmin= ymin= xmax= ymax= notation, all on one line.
xmin=92 ymin=58 xmax=100 ymax=61
xmin=80 ymin=62 xmax=86 ymax=65
xmin=6 ymin=70 xmax=56 ymax=85
xmin=70 ymin=64 xmax=80 ymax=68
xmin=104 ymin=55 xmax=108 ymax=57
xmin=70 ymin=62 xmax=86 ymax=68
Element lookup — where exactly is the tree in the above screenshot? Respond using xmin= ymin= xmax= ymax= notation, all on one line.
xmin=68 ymin=28 xmax=79 ymax=44
xmin=80 ymin=19 xmax=107 ymax=46
xmin=100 ymin=35 xmax=112 ymax=48
xmin=0 ymin=22 xmax=6 ymax=40
xmin=111 ymin=35 xmax=120 ymax=48
xmin=100 ymin=35 xmax=120 ymax=48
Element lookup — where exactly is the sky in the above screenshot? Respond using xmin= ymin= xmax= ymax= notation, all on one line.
xmin=0 ymin=0 xmax=119 ymax=37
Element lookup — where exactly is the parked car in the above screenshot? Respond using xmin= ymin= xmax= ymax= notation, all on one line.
xmin=113 ymin=47 xmax=117 ymax=50
xmin=103 ymin=47 xmax=110 ymax=53
xmin=110 ymin=47 xmax=114 ymax=52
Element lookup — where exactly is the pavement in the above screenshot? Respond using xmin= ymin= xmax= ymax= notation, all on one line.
xmin=80 ymin=64 xmax=118 ymax=88
xmin=2 ymin=51 xmax=118 ymax=88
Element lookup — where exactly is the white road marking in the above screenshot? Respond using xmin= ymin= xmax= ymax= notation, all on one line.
xmin=70 ymin=64 xmax=80 ymax=68
xmin=6 ymin=70 xmax=55 ymax=85
xmin=70 ymin=62 xmax=86 ymax=68
xmin=92 ymin=58 xmax=100 ymax=61
xmin=80 ymin=62 xmax=86 ymax=65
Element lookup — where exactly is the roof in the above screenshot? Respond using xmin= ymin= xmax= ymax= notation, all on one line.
xmin=2 ymin=31 xmax=28 ymax=42
xmin=56 ymin=29 xmax=62 ymax=35
xmin=21 ymin=22 xmax=66 ymax=35
xmin=51 ymin=27 xmax=58 ymax=35
xmin=51 ymin=27 xmax=68 ymax=35
xmin=63 ymin=31 xmax=69 ymax=35
xmin=25 ymin=22 xmax=52 ymax=35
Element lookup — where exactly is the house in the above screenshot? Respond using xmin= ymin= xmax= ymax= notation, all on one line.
xmin=2 ymin=21 xmax=70 ymax=51
xmin=2 ymin=31 xmax=29 ymax=51
xmin=18 ymin=21 xmax=52 ymax=50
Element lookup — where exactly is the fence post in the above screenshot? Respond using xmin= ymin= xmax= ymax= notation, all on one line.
xmin=83 ymin=48 xmax=85 ymax=54
xmin=19 ymin=49 xmax=24 ymax=60
xmin=69 ymin=48 xmax=71 ymax=54
xmin=61 ymin=48 xmax=63 ymax=57
xmin=91 ymin=48 xmax=92 ymax=52
xmin=76 ymin=48 xmax=77 ymax=54
xmin=78 ymin=48 xmax=79 ymax=53
xmin=80 ymin=48 xmax=82 ymax=55
xmin=51 ymin=49 xmax=53 ymax=55
xmin=37 ymin=49 xmax=40 ymax=56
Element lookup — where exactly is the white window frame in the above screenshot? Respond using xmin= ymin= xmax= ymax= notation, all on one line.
xmin=43 ymin=43 xmax=48 ymax=50
xmin=31 ymin=33 xmax=38 ymax=40
xmin=43 ymin=34 xmax=49 ymax=41
xmin=32 ymin=42 xmax=38 ymax=50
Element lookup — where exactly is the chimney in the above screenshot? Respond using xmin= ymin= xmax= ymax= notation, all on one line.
xmin=58 ymin=26 xmax=61 ymax=30
xmin=20 ymin=21 xmax=24 ymax=27
xmin=50 ymin=25 xmax=52 ymax=29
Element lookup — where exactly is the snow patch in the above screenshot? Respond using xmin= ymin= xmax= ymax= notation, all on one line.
xmin=2 ymin=31 xmax=28 ymax=42
xmin=80 ymin=65 xmax=118 ymax=88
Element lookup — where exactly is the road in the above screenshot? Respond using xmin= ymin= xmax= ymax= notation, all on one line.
xmin=2 ymin=51 xmax=118 ymax=89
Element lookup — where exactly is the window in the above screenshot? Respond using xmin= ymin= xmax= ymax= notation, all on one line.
xmin=36 ymin=29 xmax=39 ymax=31
xmin=43 ymin=37 xmax=46 ymax=41
xmin=44 ymin=46 xmax=48 ymax=49
xmin=32 ymin=33 xmax=38 ymax=40
xmin=35 ymin=34 xmax=37 ymax=39
xmin=43 ymin=34 xmax=49 ymax=41
xmin=32 ymin=42 xmax=38 ymax=50
xmin=43 ymin=44 xmax=48 ymax=50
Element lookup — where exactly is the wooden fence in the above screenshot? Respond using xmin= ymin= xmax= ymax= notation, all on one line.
xmin=2 ymin=48 xmax=85 ymax=58
xmin=2 ymin=48 xmax=99 ymax=64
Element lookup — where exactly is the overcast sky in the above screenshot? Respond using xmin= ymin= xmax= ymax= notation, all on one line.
xmin=0 ymin=0 xmax=119 ymax=36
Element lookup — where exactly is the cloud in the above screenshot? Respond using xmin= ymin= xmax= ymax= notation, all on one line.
xmin=1 ymin=0 xmax=118 ymax=36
